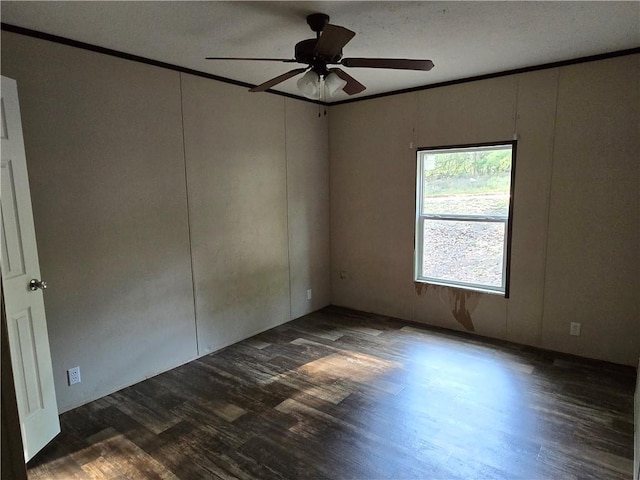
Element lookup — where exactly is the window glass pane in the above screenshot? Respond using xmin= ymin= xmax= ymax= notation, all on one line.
xmin=422 ymin=148 xmax=512 ymax=216
xmin=422 ymin=220 xmax=505 ymax=288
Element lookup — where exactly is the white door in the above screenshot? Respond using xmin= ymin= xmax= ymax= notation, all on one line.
xmin=1 ymin=76 xmax=60 ymax=462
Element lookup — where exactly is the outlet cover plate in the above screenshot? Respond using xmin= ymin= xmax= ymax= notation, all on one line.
xmin=569 ymin=322 xmax=581 ymax=336
xmin=67 ymin=366 xmax=81 ymax=385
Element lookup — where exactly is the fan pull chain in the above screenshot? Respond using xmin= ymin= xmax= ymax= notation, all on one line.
xmin=318 ymin=76 xmax=324 ymax=117
xmin=318 ymin=76 xmax=327 ymax=117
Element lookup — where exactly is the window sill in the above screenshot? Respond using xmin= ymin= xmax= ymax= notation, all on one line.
xmin=414 ymin=278 xmax=506 ymax=297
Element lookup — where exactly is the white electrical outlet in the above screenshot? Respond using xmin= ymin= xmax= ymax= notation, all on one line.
xmin=67 ymin=366 xmax=81 ymax=385
xmin=306 ymin=289 xmax=312 ymax=300
xmin=569 ymin=322 xmax=581 ymax=336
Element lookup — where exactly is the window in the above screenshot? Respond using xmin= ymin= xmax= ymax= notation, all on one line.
xmin=414 ymin=142 xmax=516 ymax=296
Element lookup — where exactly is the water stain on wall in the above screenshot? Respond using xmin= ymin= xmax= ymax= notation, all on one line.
xmin=448 ymin=289 xmax=480 ymax=331
xmin=414 ymin=282 xmax=480 ymax=331
xmin=414 ymin=282 xmax=429 ymax=295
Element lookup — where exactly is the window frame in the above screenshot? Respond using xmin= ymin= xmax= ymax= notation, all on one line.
xmin=414 ymin=141 xmax=517 ymax=297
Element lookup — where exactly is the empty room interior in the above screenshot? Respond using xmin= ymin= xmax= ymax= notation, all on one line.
xmin=1 ymin=2 xmax=639 ymax=479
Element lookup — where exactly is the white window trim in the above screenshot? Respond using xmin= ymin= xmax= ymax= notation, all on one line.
xmin=414 ymin=143 xmax=514 ymax=296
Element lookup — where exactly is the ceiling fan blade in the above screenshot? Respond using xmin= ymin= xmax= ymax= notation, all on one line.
xmin=206 ymin=57 xmax=297 ymax=62
xmin=341 ymin=58 xmax=434 ymax=71
xmin=315 ymin=24 xmax=356 ymax=57
xmin=329 ymin=68 xmax=366 ymax=95
xmin=249 ymin=68 xmax=308 ymax=92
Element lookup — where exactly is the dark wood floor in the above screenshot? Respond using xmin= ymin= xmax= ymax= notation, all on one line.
xmin=28 ymin=306 xmax=636 ymax=479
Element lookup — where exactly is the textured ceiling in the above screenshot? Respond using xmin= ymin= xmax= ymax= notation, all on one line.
xmin=2 ymin=1 xmax=639 ymax=103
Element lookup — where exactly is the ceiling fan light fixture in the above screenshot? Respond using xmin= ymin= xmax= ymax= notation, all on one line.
xmin=324 ymin=72 xmax=347 ymax=96
xmin=297 ymin=70 xmax=320 ymax=98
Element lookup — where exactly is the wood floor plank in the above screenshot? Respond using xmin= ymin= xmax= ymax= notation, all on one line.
xmin=80 ymin=457 xmax=128 ymax=480
xmin=27 ymin=306 xmax=637 ymax=480
xmin=85 ymin=427 xmax=179 ymax=480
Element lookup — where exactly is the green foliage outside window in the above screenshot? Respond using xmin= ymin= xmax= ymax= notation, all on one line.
xmin=424 ymin=149 xmax=511 ymax=197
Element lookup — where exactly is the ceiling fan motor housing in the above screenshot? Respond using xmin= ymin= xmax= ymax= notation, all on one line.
xmin=295 ymin=39 xmax=342 ymax=75
xmin=306 ymin=13 xmax=330 ymax=34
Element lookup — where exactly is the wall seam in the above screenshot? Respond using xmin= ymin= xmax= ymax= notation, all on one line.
xmin=411 ymin=92 xmax=420 ymax=323
xmin=178 ymin=73 xmax=200 ymax=356
xmin=538 ymin=68 xmax=562 ymax=348
xmin=326 ymin=106 xmax=333 ymax=308
xmin=506 ymin=76 xmax=520 ymax=339
xmin=283 ymin=98 xmax=293 ymax=321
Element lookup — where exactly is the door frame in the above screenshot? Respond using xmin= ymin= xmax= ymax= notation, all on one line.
xmin=1 ymin=277 xmax=28 ymax=479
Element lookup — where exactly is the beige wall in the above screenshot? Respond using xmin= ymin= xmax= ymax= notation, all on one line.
xmin=330 ymin=94 xmax=417 ymax=320
xmin=330 ymin=54 xmax=639 ymax=366
xmin=1 ymin=31 xmax=331 ymax=412
xmin=285 ymin=100 xmax=331 ymax=319
xmin=181 ymin=74 xmax=290 ymax=354
xmin=2 ymin=33 xmax=198 ymax=412
xmin=541 ymin=58 xmax=639 ymax=364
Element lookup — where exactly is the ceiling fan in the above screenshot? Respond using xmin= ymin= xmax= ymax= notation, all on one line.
xmin=206 ymin=13 xmax=434 ymax=98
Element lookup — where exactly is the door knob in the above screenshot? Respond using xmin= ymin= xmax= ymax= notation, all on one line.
xmin=29 ymin=279 xmax=47 ymax=291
